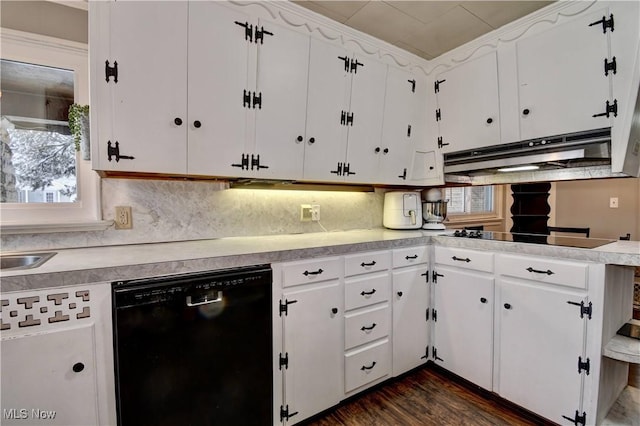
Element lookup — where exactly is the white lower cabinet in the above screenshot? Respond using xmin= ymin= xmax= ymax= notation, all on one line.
xmin=0 ymin=284 xmax=115 ymax=426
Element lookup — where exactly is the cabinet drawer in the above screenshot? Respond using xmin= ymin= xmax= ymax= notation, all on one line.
xmin=345 ymin=273 xmax=390 ymax=311
xmin=344 ymin=251 xmax=390 ymax=277
xmin=435 ymin=246 xmax=493 ymax=273
xmin=281 ymin=257 xmax=341 ymax=288
xmin=345 ymin=305 xmax=390 ymax=350
xmin=497 ymin=254 xmax=588 ymax=289
xmin=344 ymin=339 xmax=391 ymax=393
xmin=392 ymin=246 xmax=429 ymax=268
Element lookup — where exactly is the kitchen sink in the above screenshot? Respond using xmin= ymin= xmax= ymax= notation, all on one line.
xmin=0 ymin=252 xmax=57 ymax=271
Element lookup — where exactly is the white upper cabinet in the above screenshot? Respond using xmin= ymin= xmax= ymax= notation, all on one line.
xmin=435 ymin=51 xmax=501 ymax=154
xmin=91 ymin=2 xmax=188 ymax=174
xmin=303 ymin=38 xmax=387 ymax=183
xmin=515 ymin=7 xmax=612 ymax=140
xmin=187 ymin=2 xmax=310 ymax=179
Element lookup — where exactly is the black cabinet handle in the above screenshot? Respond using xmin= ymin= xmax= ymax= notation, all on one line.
xmin=405 ymin=255 xmax=418 ymax=260
xmin=174 ymin=117 xmax=183 ymax=126
xmin=452 ymin=256 xmax=471 ymax=263
xmin=504 ymin=303 xmax=512 ymax=310
xmin=526 ymin=267 xmax=554 ymax=275
xmin=331 ymin=307 xmax=338 ymax=314
xmin=375 ymin=147 xmax=381 ymax=153
xmin=360 ymin=323 xmax=377 ymax=331
xmin=360 ymin=261 xmax=376 ymax=267
xmin=522 ymin=108 xmax=530 ymax=116
xmin=303 ymin=268 xmax=323 ymax=276
xmin=480 ymin=297 xmax=487 ymax=304
xmin=397 ymin=291 xmax=403 ymax=297
xmin=486 ymin=117 xmax=493 ymax=124
xmin=296 ymin=135 xmax=303 ymax=143
xmin=193 ymin=120 xmax=202 ymax=128
xmin=308 ymin=137 xmax=315 ymax=144
xmin=360 ymin=361 xmax=377 ymax=371
xmin=383 ymin=148 xmax=389 ymax=154
xmin=72 ymin=362 xmax=85 ymax=373
xmin=360 ymin=289 xmax=376 ymax=296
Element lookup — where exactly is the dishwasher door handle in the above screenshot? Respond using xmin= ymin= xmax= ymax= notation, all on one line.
xmin=186 ymin=291 xmax=223 ymax=306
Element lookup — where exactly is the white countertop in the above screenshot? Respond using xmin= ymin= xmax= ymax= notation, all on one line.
xmin=1 ymin=229 xmax=638 ymax=292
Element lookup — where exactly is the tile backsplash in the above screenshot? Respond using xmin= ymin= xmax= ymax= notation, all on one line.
xmin=1 ymin=178 xmax=385 ymax=252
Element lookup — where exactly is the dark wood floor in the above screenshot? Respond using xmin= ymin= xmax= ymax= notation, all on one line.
xmin=303 ymin=364 xmax=551 ymax=426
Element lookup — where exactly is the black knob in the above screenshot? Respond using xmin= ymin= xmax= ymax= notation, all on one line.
xmin=331 ymin=307 xmax=338 ymax=314
xmin=308 ymin=137 xmax=315 ymax=144
xmin=504 ymin=303 xmax=512 ymax=310
xmin=296 ymin=135 xmax=303 ymax=142
xmin=486 ymin=118 xmax=493 ymax=124
xmin=480 ymin=297 xmax=487 ymax=304
xmin=375 ymin=147 xmax=381 ymax=153
xmin=193 ymin=120 xmax=202 ymax=128
xmin=522 ymin=109 xmax=530 ymax=116
xmin=174 ymin=117 xmax=183 ymax=126
xmin=383 ymin=148 xmax=389 ymax=154
xmin=397 ymin=291 xmax=403 ymax=297
xmin=72 ymin=362 xmax=85 ymax=373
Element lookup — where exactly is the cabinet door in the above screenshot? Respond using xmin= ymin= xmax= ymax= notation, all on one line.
xmin=344 ymin=54 xmax=388 ymax=183
xmin=304 ymin=39 xmax=351 ymax=182
xmin=282 ymin=281 xmax=342 ymax=424
xmin=1 ymin=325 xmax=98 ymax=426
xmin=95 ymin=2 xmax=188 ymax=174
xmin=187 ymin=2 xmax=251 ymax=177
xmin=433 ymin=266 xmax=494 ymax=390
xmin=254 ymin=19 xmax=310 ymax=180
xmin=435 ymin=51 xmax=500 ymax=153
xmin=392 ymin=265 xmax=430 ymax=376
xmin=497 ymin=279 xmax=587 ymax=423
xmin=516 ymin=8 xmax=611 ymax=140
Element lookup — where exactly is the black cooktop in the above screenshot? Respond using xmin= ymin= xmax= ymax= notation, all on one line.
xmin=447 ymin=230 xmax=615 ymax=249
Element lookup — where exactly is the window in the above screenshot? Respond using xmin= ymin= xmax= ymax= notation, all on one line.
xmin=445 ymin=186 xmax=495 ymax=215
xmin=0 ymin=29 xmax=101 ymax=231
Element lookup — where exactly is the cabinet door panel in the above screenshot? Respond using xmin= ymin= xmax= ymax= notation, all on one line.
xmin=254 ymin=19 xmax=309 ymax=180
xmin=283 ymin=281 xmax=342 ymax=423
xmin=345 ymin=55 xmax=387 ymax=182
xmin=304 ymin=39 xmax=351 ymax=182
xmin=497 ymin=279 xmax=586 ymax=423
xmin=436 ymin=52 xmax=500 ymax=153
xmin=392 ymin=266 xmax=429 ymax=376
xmin=187 ymin=2 xmax=251 ymax=177
xmin=102 ymin=2 xmax=188 ymax=174
xmin=433 ymin=267 xmax=493 ymax=389
xmin=1 ymin=325 xmax=98 ymax=426
xmin=516 ymin=8 xmax=611 ymax=140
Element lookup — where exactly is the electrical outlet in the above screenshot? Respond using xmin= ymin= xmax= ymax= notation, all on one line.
xmin=115 ymin=206 xmax=132 ymax=229
xmin=300 ymin=204 xmax=312 ymax=222
xmin=609 ymin=197 xmax=619 ymax=208
xmin=311 ymin=204 xmax=320 ymax=221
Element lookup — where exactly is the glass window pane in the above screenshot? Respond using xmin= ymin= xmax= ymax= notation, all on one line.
xmin=0 ymin=59 xmax=77 ymax=203
xmin=445 ymin=186 xmax=494 ymax=214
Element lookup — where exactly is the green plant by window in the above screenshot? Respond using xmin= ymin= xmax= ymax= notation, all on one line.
xmin=68 ymin=104 xmax=89 ymax=151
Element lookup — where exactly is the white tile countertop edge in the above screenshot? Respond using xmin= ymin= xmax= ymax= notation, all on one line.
xmin=1 ymin=229 xmax=638 ymax=292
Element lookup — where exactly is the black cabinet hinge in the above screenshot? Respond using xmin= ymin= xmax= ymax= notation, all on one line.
xmin=331 ymin=162 xmax=343 ymax=176
xmin=279 ymin=352 xmax=289 ymax=370
xmin=280 ymin=405 xmax=299 ymax=422
xmin=107 ymin=141 xmax=134 ymax=162
xmin=437 ymin=136 xmax=450 ymax=149
xmin=254 ymin=26 xmax=273 ymax=44
xmin=432 ymin=308 xmax=437 ymax=322
xmin=432 ymin=271 xmax=444 ymax=283
xmin=398 ymin=168 xmax=407 ymax=180
xmin=252 ymin=92 xmax=262 ymax=109
xmin=251 ymin=154 xmax=268 ymax=170
xmin=105 ymin=60 xmax=118 ymax=83
xmin=435 ymin=109 xmax=442 ymax=121
xmin=562 ymin=410 xmax=587 ymax=426
xmin=567 ymin=300 xmax=593 ymax=320
xmin=350 ymin=58 xmax=363 ymax=74
xmin=432 ymin=346 xmax=443 ymax=362
xmin=343 ymin=163 xmax=355 ymax=176
xmin=243 ymin=91 xmax=262 ymax=109
xmin=338 ymin=55 xmax=350 ymax=72
xmin=421 ymin=346 xmax=428 ymax=360
xmin=421 ymin=270 xmax=429 ymax=283
xmin=231 ymin=153 xmax=250 ymax=170
xmin=340 ymin=111 xmax=354 ymax=126
xmin=279 ymin=299 xmax=297 ymax=316
xmin=592 ymin=99 xmax=618 ymax=118
xmin=235 ymin=21 xmax=273 ymax=44
xmin=346 ymin=112 xmax=354 ymax=126
xmin=408 ymin=79 xmax=416 ymax=93
xmin=235 ymin=21 xmax=253 ymax=42
xmin=243 ymin=90 xmax=252 ymax=108
xmin=425 ymin=308 xmax=429 ymax=321
xmin=589 ymin=13 xmax=614 ymax=33
xmin=604 ymin=57 xmax=617 ymax=76
xmin=434 ymin=79 xmax=445 ymax=93
xmin=578 ymin=356 xmax=590 ymax=375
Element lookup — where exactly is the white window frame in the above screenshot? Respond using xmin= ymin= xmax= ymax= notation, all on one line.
xmin=0 ymin=28 xmax=108 ymax=234
xmin=444 ymin=185 xmax=505 ymax=227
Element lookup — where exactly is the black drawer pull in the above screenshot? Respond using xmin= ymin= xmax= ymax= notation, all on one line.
xmin=452 ymin=256 xmax=471 ymax=263
xmin=360 ymin=261 xmax=377 ymax=267
xmin=72 ymin=362 xmax=85 ymax=373
xmin=405 ymin=255 xmax=418 ymax=260
xmin=174 ymin=117 xmax=183 ymax=126
xmin=397 ymin=291 xmax=403 ymax=297
xmin=303 ymin=268 xmax=323 ymax=276
xmin=360 ymin=361 xmax=377 ymax=371
xmin=480 ymin=297 xmax=487 ymax=304
xmin=504 ymin=303 xmax=512 ymax=310
xmin=360 ymin=289 xmax=376 ymax=296
xmin=331 ymin=307 xmax=338 ymax=314
xmin=526 ymin=267 xmax=554 ymax=275
xmin=360 ymin=323 xmax=377 ymax=331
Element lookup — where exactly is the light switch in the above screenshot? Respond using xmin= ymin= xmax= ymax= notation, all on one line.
xmin=609 ymin=197 xmax=619 ymax=208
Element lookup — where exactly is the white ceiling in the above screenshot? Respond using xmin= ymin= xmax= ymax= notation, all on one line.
xmin=292 ymin=1 xmax=554 ymax=60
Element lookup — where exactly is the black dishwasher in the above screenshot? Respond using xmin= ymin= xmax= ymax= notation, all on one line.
xmin=112 ymin=265 xmax=272 ymax=426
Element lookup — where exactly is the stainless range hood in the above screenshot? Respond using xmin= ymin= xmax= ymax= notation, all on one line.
xmin=443 ymin=128 xmax=622 ymax=184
